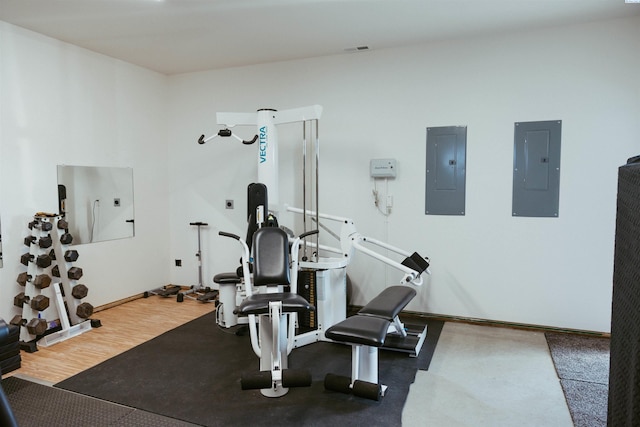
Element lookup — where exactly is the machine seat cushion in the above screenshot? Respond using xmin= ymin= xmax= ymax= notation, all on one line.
xmin=252 ymin=228 xmax=291 ymax=286
xmin=237 ymin=293 xmax=314 ymax=315
xmin=213 ymin=272 xmax=241 ymax=285
xmin=325 ymin=315 xmax=390 ymax=347
xmin=358 ymin=286 xmax=417 ymax=321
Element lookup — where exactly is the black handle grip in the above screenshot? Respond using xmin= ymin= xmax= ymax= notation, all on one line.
xmin=219 ymin=231 xmax=240 ymax=240
xmin=299 ymin=230 xmax=319 ymax=239
xmin=198 ymin=135 xmax=206 ymax=144
xmin=243 ymin=135 xmax=258 ymax=145
xmin=190 ymin=222 xmax=208 ymax=226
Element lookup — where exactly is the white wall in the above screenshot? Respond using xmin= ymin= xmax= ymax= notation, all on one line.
xmin=1 ymin=15 xmax=637 ymax=333
xmin=167 ymin=16 xmax=640 ymax=333
xmin=0 ymin=22 xmax=171 ymax=322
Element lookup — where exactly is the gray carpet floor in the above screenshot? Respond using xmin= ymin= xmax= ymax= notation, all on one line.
xmin=2 ymin=376 xmax=199 ymax=427
xmin=546 ymin=332 xmax=610 ymax=427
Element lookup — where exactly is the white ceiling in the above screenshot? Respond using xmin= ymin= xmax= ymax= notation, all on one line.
xmin=1 ymin=0 xmax=638 ymax=75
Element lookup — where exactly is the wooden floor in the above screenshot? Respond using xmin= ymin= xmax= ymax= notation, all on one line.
xmin=5 ymin=294 xmax=215 ymax=384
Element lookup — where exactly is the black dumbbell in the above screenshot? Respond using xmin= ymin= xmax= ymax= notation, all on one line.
xmin=20 ymin=253 xmax=34 ymax=266
xmin=72 ymin=284 xmax=89 ymax=299
xmin=68 ymin=267 xmax=83 ymax=280
xmin=13 ymin=293 xmax=30 ymax=307
xmin=17 ymin=272 xmax=32 ymax=286
xmin=26 ymin=318 xmax=48 ymax=335
xmin=9 ymin=315 xmax=26 ymax=327
xmin=64 ymin=250 xmax=79 ymax=262
xmin=30 ymin=295 xmax=50 ymax=311
xmin=36 ymin=254 xmax=52 ymax=268
xmin=39 ymin=235 xmax=53 ymax=248
xmin=76 ymin=302 xmax=94 ymax=319
xmin=34 ymin=274 xmax=52 ymax=289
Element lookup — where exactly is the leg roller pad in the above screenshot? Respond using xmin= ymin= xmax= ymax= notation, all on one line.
xmin=324 ymin=373 xmax=352 ymax=394
xmin=281 ymin=369 xmax=312 ymax=388
xmin=352 ymin=380 xmax=382 ymax=401
xmin=241 ymin=371 xmax=273 ymax=390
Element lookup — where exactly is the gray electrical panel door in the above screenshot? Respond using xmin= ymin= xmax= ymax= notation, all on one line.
xmin=512 ymin=120 xmax=561 ymax=217
xmin=425 ymin=126 xmax=467 ymax=215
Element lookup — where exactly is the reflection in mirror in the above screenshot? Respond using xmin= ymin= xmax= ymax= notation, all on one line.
xmin=57 ymin=165 xmax=135 ymax=245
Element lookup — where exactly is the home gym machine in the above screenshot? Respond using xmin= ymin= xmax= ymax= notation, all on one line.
xmin=199 ymin=105 xmax=431 ymax=398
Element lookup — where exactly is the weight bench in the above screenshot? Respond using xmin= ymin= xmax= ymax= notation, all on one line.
xmin=324 ymin=285 xmax=417 ymax=400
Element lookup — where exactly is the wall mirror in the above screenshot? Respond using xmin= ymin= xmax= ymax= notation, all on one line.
xmin=57 ymin=165 xmax=135 ymax=245
xmin=0 ymin=217 xmax=3 ymax=268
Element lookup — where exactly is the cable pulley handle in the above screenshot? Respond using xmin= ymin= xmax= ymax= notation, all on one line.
xmin=219 ymin=231 xmax=240 ymax=240
xmin=190 ymin=222 xmax=208 ymax=226
xmin=198 ymin=130 xmax=257 ymax=145
xmin=198 ymin=129 xmax=231 ymax=144
xmin=299 ymin=229 xmax=319 ymax=239
xmin=242 ymin=135 xmax=258 ymax=145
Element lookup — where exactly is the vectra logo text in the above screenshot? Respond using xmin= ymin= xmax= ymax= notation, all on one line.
xmin=259 ymin=126 xmax=267 ymax=163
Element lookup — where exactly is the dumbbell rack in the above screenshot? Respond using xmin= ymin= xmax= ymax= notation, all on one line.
xmin=13 ymin=214 xmax=93 ymax=352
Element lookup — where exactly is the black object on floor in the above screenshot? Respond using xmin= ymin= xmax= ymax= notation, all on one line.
xmin=2 ymin=376 xmax=199 ymax=427
xmin=56 ymin=312 xmax=442 ymax=426
xmin=609 ymin=159 xmax=640 ymax=427
xmin=546 ymin=332 xmax=610 ymax=427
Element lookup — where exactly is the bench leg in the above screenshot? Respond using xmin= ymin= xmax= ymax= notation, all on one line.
xmin=325 ymin=345 xmax=386 ymax=400
xmin=389 ymin=316 xmax=408 ymax=337
xmin=352 ymin=344 xmax=378 ymax=385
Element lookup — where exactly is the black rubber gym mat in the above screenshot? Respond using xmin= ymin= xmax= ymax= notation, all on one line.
xmin=55 ymin=311 xmax=442 ymax=427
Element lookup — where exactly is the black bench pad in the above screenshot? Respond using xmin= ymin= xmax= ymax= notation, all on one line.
xmin=326 ymin=315 xmax=390 ymax=347
xmin=237 ymin=293 xmax=314 ymax=315
xmin=213 ymin=272 xmax=241 ymax=285
xmin=358 ymin=286 xmax=416 ymax=321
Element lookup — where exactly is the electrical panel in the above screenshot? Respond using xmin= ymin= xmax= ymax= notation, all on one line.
xmin=425 ymin=126 xmax=467 ymax=215
xmin=512 ymin=120 xmax=562 ymax=217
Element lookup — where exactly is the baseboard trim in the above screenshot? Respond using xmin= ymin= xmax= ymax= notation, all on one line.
xmin=95 ymin=294 xmax=144 ymax=312
xmin=349 ymin=305 xmax=610 ymax=338
xmin=94 ymin=291 xmax=609 ymax=337
xmin=94 ymin=285 xmax=193 ymax=313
